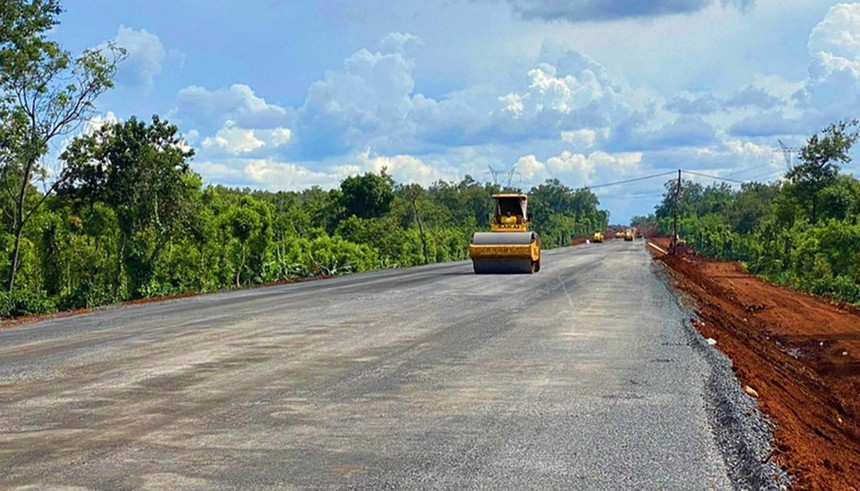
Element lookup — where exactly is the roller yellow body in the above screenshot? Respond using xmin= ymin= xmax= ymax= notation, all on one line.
xmin=468 ymin=193 xmax=541 ymax=274
xmin=592 ymin=232 xmax=604 ymax=243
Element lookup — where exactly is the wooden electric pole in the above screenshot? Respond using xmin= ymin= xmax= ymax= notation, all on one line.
xmin=671 ymin=169 xmax=681 ymax=255
xmin=408 ymin=186 xmax=430 ymax=265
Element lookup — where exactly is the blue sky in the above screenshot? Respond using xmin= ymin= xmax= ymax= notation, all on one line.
xmin=50 ymin=0 xmax=860 ymax=222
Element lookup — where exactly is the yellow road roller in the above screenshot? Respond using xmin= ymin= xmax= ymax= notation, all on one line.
xmin=469 ymin=194 xmax=541 ymax=274
xmin=592 ymin=231 xmax=604 ymax=243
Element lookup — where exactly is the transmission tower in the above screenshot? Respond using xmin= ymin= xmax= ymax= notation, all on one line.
xmin=776 ymin=139 xmax=800 ymax=172
xmin=487 ymin=164 xmax=518 ymax=189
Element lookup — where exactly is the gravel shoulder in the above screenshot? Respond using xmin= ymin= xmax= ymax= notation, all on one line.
xmin=651 ymin=236 xmax=858 ymax=491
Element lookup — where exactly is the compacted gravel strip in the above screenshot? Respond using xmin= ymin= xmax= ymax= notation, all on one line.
xmin=0 ymin=241 xmax=746 ymax=489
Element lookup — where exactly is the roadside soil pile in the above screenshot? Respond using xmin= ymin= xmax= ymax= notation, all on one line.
xmin=650 ymin=237 xmax=859 ymax=491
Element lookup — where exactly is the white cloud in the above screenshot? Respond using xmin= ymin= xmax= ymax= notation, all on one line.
xmin=293 ymin=37 xmax=419 ymax=158
xmin=515 ymin=155 xmax=546 ymax=180
xmin=359 ymin=152 xmax=440 ymax=185
xmin=518 ymin=150 xmax=642 ymax=187
xmin=809 ymin=4 xmax=860 ymax=62
xmin=193 ymin=161 xmax=245 ymax=181
xmin=177 ymin=84 xmax=290 ymax=130
xmin=379 ymin=32 xmax=422 ymax=54
xmin=263 ymin=128 xmax=293 ymax=147
xmin=525 ymin=63 xmax=604 ymax=115
xmin=561 ymin=129 xmax=598 ymax=148
xmin=202 ymin=121 xmax=265 ymax=154
xmin=499 ymin=93 xmax=525 ymax=118
xmin=83 ymin=111 xmax=119 ymax=135
xmin=243 ymin=160 xmax=341 ymax=189
xmin=199 ymin=122 xmax=293 ymax=156
xmin=111 ymin=26 xmax=169 ymax=88
xmin=803 ymin=3 xmax=860 ymax=121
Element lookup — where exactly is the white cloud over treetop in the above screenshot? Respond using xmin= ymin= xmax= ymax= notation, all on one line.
xmin=201 ymin=121 xmax=292 ymax=155
xmin=202 ymin=121 xmax=264 ymax=154
xmin=515 ymin=151 xmax=641 ymax=186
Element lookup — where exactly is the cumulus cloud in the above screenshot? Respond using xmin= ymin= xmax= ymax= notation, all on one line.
xmin=802 ymin=3 xmax=860 ymax=122
xmin=515 ymin=155 xmax=547 ymax=180
xmin=483 ymin=46 xmax=624 ymax=145
xmin=292 ymin=37 xmax=419 ymax=158
xmin=192 ymin=158 xmax=351 ymax=190
xmin=505 ymin=0 xmax=755 ymax=22
xmin=359 ymin=152 xmax=441 ymax=185
xmin=110 ymin=26 xmax=177 ymax=88
xmin=243 ymin=160 xmax=345 ymax=189
xmin=516 ymin=151 xmax=641 ymax=186
xmin=379 ymin=32 xmax=422 ymax=54
xmin=561 ymin=129 xmax=599 ymax=148
xmin=177 ymin=84 xmax=290 ymax=130
xmin=202 ymin=121 xmax=265 ymax=154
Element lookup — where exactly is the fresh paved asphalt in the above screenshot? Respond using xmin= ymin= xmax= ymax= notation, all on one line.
xmin=0 ymin=240 xmax=734 ymax=490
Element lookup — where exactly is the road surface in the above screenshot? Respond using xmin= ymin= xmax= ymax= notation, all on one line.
xmin=0 ymin=240 xmax=735 ymax=489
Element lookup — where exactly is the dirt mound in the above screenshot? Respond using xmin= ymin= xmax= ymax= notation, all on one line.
xmin=651 ymin=237 xmax=859 ymax=491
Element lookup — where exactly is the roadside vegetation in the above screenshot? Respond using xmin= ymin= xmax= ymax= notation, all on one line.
xmin=635 ymin=119 xmax=860 ymax=304
xmin=0 ymin=1 xmax=608 ymax=318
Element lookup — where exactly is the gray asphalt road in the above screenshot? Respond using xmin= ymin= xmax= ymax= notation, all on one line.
xmin=0 ymin=240 xmax=734 ymax=490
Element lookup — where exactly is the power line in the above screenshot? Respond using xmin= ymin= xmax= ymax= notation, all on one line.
xmin=585 ymin=170 xmax=678 ymax=190
xmin=681 ymin=169 xmax=747 ymax=184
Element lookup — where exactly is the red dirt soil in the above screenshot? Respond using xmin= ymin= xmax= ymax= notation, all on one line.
xmin=650 ymin=236 xmax=859 ymax=491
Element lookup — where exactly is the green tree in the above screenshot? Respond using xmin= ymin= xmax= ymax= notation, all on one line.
xmin=58 ymin=116 xmax=196 ymax=297
xmin=787 ymin=119 xmax=860 ymax=223
xmin=0 ymin=0 xmax=124 ymax=290
xmin=339 ymin=171 xmax=394 ymax=219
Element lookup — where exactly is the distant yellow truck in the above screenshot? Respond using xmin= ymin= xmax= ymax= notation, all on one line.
xmin=592 ymin=232 xmax=604 ymax=243
xmin=624 ymin=229 xmax=634 ymax=241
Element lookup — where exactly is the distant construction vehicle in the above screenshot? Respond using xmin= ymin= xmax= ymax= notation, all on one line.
xmin=624 ymin=229 xmax=634 ymax=241
xmin=469 ymin=194 xmax=541 ymax=274
xmin=615 ymin=230 xmax=624 ymax=239
xmin=592 ymin=231 xmax=604 ymax=243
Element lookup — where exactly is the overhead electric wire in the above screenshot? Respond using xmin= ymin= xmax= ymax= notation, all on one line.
xmin=681 ymin=170 xmax=747 ymax=184
xmin=585 ymin=170 xmax=677 ymax=190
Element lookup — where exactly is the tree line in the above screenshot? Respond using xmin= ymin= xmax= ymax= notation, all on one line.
xmin=0 ymin=114 xmax=609 ymax=316
xmin=0 ymin=1 xmax=608 ymax=317
xmin=634 ymin=119 xmax=860 ymax=304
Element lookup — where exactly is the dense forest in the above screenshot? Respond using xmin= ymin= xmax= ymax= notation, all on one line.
xmin=633 ymin=119 xmax=860 ymax=304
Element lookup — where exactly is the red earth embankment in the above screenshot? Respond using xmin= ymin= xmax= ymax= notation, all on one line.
xmin=650 ymin=237 xmax=859 ymax=491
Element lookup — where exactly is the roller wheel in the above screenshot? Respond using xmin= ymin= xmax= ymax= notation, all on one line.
xmin=532 ymin=259 xmax=541 ymax=273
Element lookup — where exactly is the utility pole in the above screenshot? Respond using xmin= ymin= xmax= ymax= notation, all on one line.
xmin=407 ymin=185 xmax=430 ymax=265
xmin=671 ymin=169 xmax=681 ymax=255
